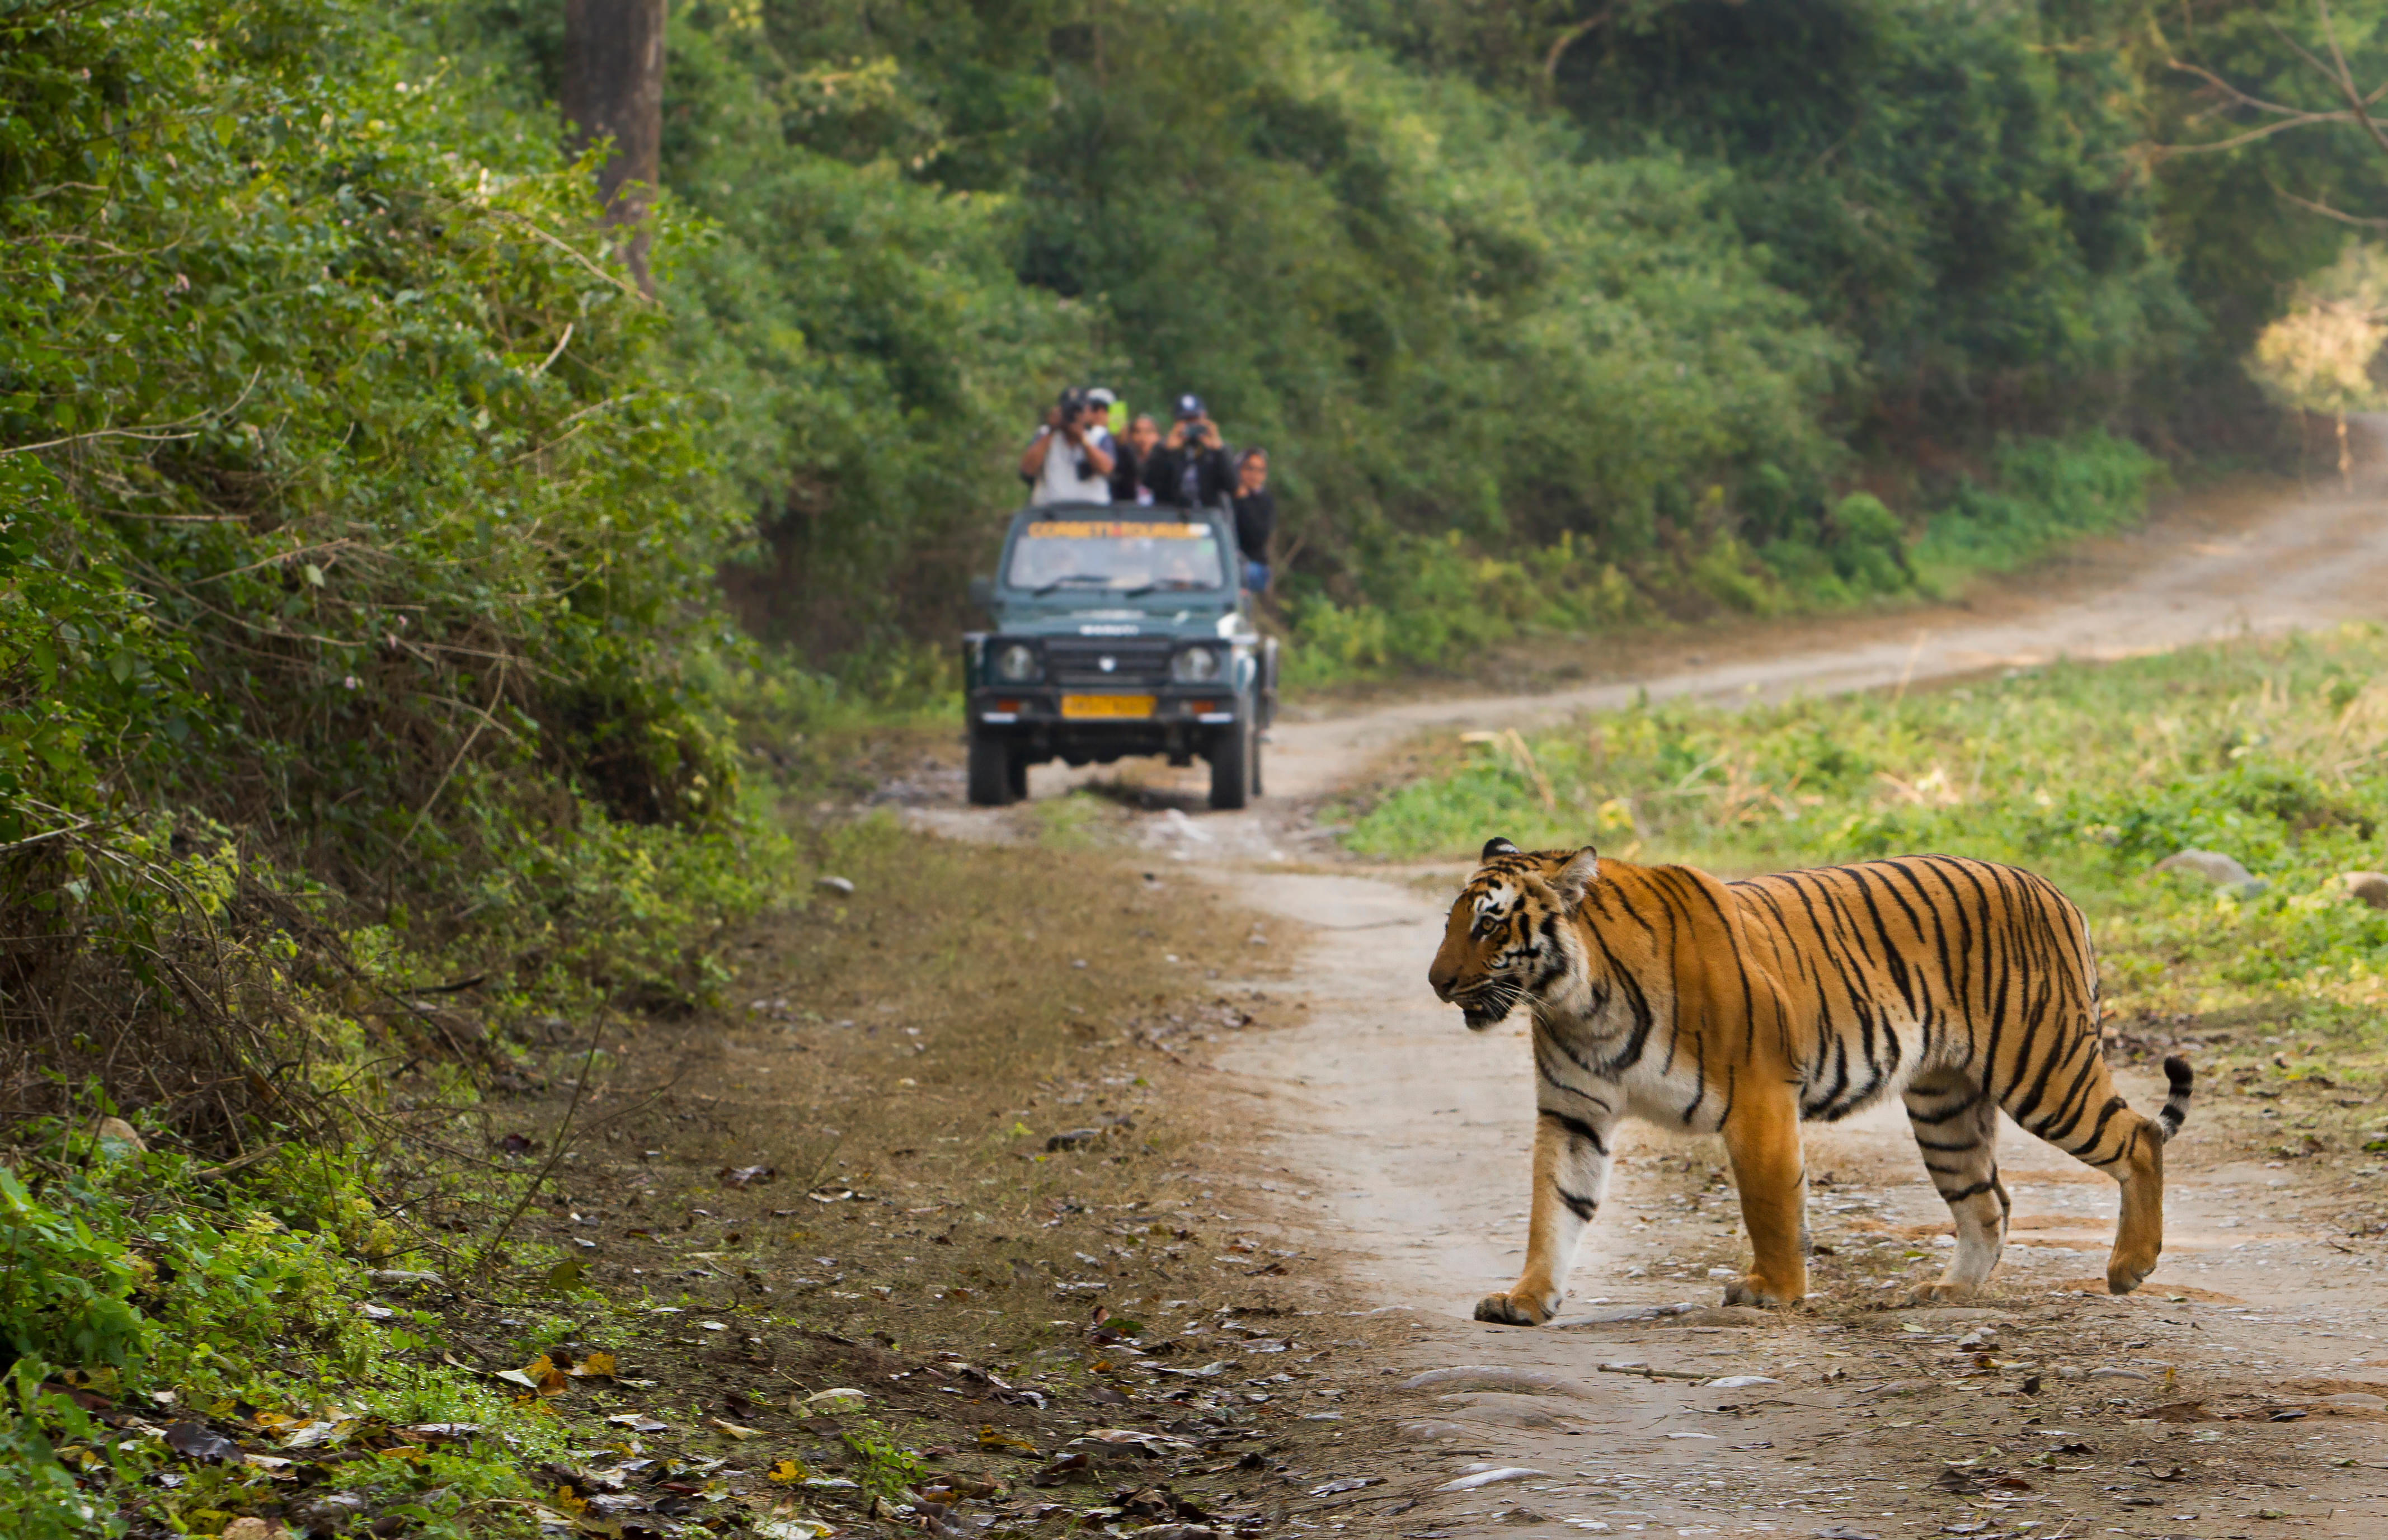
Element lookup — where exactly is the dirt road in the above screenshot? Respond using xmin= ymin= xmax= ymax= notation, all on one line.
xmin=896 ymin=473 xmax=2388 ymax=1537
xmin=1211 ymin=870 xmax=2388 ymax=1539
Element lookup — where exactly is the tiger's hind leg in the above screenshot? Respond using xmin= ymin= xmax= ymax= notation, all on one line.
xmin=1905 ymin=1071 xmax=2010 ymax=1301
xmin=2005 ymin=1043 xmax=2189 ymax=1296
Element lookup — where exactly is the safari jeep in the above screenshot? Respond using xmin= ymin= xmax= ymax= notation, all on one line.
xmin=962 ymin=501 xmax=1276 ymax=809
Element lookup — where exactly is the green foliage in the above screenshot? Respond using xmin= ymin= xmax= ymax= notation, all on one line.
xmin=453 ymin=0 xmax=1864 ymax=673
xmin=0 ymin=1131 xmax=562 ymax=1536
xmin=1907 ymin=430 xmax=2163 ymax=593
xmin=0 ymin=0 xmax=794 ymax=1132
xmin=2149 ymin=3 xmax=2388 ymax=364
xmin=1286 ymin=431 xmax=2157 ymax=681
xmin=410 ymin=0 xmax=2388 ymax=686
xmin=1345 ymin=0 xmax=2195 ymax=440
xmin=0 ymin=1362 xmax=130 ymax=1540
xmin=662 ymin=8 xmax=1094 ymax=660
xmin=840 ymin=1421 xmax=925 ymax=1499
xmin=0 ymin=1166 xmax=145 ymax=1377
xmin=1348 ymin=623 xmax=2388 ymax=1016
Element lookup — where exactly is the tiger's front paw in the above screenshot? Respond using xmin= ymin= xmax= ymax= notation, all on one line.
xmin=1720 ymin=1274 xmax=1800 ymax=1309
xmin=1907 ymin=1279 xmax=1981 ymax=1304
xmin=1473 ymin=1288 xmax=1555 ymax=1327
xmin=2105 ymin=1259 xmax=2154 ymax=1296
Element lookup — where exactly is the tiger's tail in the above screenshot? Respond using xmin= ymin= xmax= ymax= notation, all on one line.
xmin=2154 ymin=1055 xmax=2194 ymax=1143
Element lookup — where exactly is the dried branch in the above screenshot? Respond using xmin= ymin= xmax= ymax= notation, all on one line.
xmin=2267 ymin=173 xmax=2388 ymax=228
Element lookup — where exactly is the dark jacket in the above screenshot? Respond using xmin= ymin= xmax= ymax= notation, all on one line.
xmin=1108 ymin=442 xmax=1149 ymax=504
xmin=1231 ymin=487 xmax=1275 ymax=563
xmin=1140 ymin=442 xmax=1234 ymax=508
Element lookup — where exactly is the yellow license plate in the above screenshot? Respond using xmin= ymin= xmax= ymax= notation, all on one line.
xmin=1061 ymin=694 xmax=1155 ymax=719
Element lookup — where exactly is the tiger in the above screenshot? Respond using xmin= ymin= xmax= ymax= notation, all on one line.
xmin=1427 ymin=838 xmax=2193 ymax=1324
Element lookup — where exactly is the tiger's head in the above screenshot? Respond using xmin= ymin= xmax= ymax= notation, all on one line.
xmin=1428 ymin=836 xmax=1601 ymax=1031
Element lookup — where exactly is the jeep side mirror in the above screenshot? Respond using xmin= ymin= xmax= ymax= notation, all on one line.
xmin=967 ymin=575 xmax=995 ymax=609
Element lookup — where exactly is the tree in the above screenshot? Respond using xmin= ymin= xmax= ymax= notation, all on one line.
xmin=562 ymin=0 xmax=667 ymax=293
xmin=2246 ymin=244 xmax=2388 ymax=486
xmin=2156 ymin=1 xmax=2388 ymax=228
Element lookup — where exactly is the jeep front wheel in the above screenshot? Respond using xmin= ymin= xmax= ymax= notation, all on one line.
xmin=1207 ymin=720 xmax=1252 ymax=811
xmin=967 ymin=733 xmax=1016 ymax=807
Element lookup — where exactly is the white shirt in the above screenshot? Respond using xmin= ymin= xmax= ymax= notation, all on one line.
xmin=1029 ymin=426 xmax=1111 ymax=506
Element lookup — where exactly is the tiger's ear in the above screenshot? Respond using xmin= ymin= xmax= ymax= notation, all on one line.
xmin=1480 ymin=836 xmax=1520 ymax=861
xmin=1550 ymin=845 xmax=1600 ymax=904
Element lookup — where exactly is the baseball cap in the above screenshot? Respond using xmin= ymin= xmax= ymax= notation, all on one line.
xmin=1057 ymin=385 xmax=1089 ymax=412
xmin=1173 ymin=393 xmax=1205 ymax=420
xmin=1086 ymin=387 xmax=1117 ymax=408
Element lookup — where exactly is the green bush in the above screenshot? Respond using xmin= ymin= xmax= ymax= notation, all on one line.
xmin=0 ymin=1168 xmax=145 ymax=1379
xmin=1912 ymin=431 xmax=2164 ymax=593
xmin=0 ymin=1134 xmax=565 ymax=1537
xmin=1 ymin=0 xmax=791 ymax=1128
xmin=1281 ymin=430 xmax=2161 ymax=681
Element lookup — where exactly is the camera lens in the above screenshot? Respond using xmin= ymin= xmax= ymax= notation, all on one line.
xmin=1169 ymin=646 xmax=1221 ymax=684
xmin=995 ymin=643 xmax=1040 ymax=682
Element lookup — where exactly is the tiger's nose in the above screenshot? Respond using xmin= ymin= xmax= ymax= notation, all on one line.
xmin=1428 ymin=963 xmax=1456 ymax=1001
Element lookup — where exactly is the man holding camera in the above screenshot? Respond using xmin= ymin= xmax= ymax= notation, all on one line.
xmin=1019 ymin=385 xmax=1115 ymax=506
xmin=1139 ymin=394 xmax=1234 ymax=509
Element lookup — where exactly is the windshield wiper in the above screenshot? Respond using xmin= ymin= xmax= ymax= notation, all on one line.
xmin=1028 ymin=574 xmax=1115 ymax=596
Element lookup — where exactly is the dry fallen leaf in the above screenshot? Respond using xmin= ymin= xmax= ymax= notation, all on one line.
xmin=706 ymin=1416 xmax=763 ymax=1440
xmin=767 ymin=1458 xmax=808 ymax=1484
xmin=570 ymin=1351 xmax=617 ymax=1378
xmin=978 ymin=1423 xmax=1039 ymax=1454
xmin=514 ymin=1354 xmax=569 ymax=1396
xmin=798 ymin=1387 xmax=868 ymax=1413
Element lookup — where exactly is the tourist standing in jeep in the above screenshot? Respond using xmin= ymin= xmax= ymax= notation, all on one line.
xmin=1018 ymin=385 xmax=1115 ymax=505
xmin=1139 ymin=394 xmax=1233 ymax=507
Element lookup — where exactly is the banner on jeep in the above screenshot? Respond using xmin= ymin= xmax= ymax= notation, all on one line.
xmin=1007 ymin=519 xmax=1225 ymax=593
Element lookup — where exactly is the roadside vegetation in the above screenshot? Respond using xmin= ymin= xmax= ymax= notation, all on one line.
xmin=0 ymin=0 xmax=795 ymax=1530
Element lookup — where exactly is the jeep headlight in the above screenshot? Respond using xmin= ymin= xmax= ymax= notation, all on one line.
xmin=1169 ymin=645 xmax=1223 ymax=684
xmin=994 ymin=642 xmax=1041 ymax=682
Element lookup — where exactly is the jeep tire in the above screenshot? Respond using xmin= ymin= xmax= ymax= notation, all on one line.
xmin=1207 ymin=719 xmax=1253 ymax=811
xmin=967 ymin=732 xmax=1015 ymax=807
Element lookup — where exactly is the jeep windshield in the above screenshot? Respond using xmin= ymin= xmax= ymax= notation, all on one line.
xmin=1005 ymin=517 xmax=1226 ymax=596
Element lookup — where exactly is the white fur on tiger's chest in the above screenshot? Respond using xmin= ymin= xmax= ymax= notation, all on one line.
xmin=1533 ymin=1010 xmax=1740 ymax=1136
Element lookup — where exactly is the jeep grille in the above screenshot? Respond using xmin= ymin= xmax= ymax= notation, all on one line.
xmin=1043 ymin=638 xmax=1176 ymax=685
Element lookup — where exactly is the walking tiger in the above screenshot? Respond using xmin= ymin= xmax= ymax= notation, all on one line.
xmin=1427 ymin=839 xmax=2192 ymax=1323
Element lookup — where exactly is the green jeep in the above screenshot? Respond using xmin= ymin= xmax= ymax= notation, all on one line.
xmin=962 ymin=501 xmax=1276 ymax=809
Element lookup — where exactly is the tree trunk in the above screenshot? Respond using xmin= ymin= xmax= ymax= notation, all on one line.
xmin=561 ymin=0 xmax=666 ymax=295
xmin=2339 ymin=410 xmax=2353 ymax=493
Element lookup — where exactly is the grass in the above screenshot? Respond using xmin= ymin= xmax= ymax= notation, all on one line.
xmin=1333 ymin=625 xmax=2388 ymax=1151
